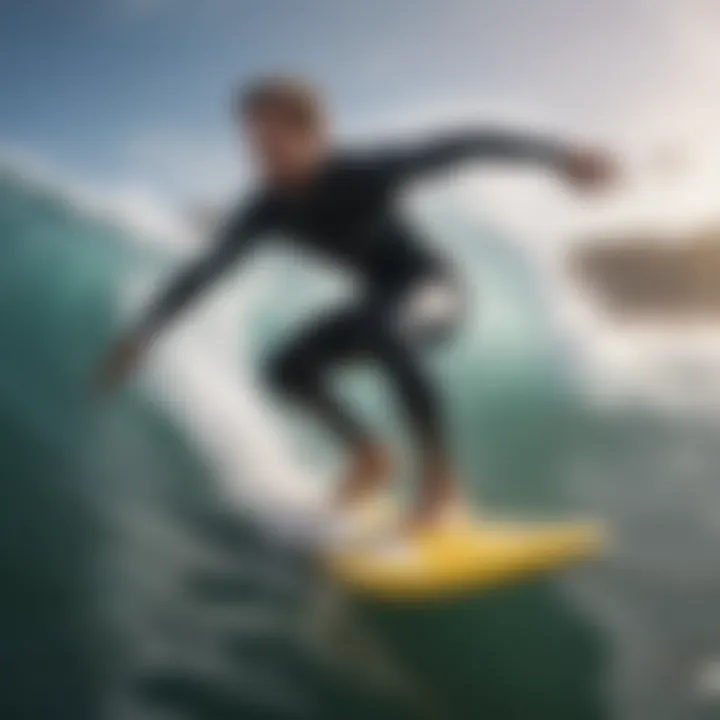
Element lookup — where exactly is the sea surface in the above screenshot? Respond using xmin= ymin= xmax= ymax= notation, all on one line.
xmin=2 ymin=165 xmax=720 ymax=719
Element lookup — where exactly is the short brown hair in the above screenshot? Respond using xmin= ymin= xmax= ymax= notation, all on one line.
xmin=237 ymin=76 xmax=325 ymax=130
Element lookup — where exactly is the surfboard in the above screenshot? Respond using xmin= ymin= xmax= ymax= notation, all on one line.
xmin=326 ymin=514 xmax=605 ymax=601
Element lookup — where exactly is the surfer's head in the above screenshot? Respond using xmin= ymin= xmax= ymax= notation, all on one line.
xmin=237 ymin=76 xmax=329 ymax=186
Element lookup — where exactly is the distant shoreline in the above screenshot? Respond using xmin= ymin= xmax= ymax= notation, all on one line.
xmin=570 ymin=229 xmax=720 ymax=323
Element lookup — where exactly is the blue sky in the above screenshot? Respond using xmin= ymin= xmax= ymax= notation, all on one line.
xmin=0 ymin=0 xmax=717 ymax=209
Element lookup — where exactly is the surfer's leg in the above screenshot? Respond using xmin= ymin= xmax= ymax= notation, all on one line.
xmin=385 ymin=277 xmax=466 ymax=526
xmin=369 ymin=318 xmax=461 ymax=524
xmin=264 ymin=307 xmax=392 ymax=502
xmin=274 ymin=284 xmax=460 ymax=520
xmin=265 ymin=279 xmax=463 ymax=520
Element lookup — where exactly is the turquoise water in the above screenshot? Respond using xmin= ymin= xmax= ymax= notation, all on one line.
xmin=11 ymin=166 xmax=717 ymax=719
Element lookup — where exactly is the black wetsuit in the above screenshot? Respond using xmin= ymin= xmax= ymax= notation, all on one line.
xmin=141 ymin=130 xmax=565 ymax=455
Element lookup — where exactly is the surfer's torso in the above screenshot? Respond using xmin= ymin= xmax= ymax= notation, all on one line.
xmin=228 ymin=153 xmax=444 ymax=291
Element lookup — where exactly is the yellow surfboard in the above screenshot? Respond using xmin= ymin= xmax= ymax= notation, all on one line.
xmin=326 ymin=514 xmax=605 ymax=601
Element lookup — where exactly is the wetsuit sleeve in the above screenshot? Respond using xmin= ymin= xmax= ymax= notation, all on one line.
xmin=368 ymin=129 xmax=569 ymax=184
xmin=136 ymin=201 xmax=267 ymax=337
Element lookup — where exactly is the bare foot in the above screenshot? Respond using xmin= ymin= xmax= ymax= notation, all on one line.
xmin=336 ymin=444 xmax=393 ymax=507
xmin=409 ymin=459 xmax=466 ymax=532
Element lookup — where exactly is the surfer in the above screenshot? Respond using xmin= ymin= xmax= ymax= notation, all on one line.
xmin=96 ymin=77 xmax=615 ymax=528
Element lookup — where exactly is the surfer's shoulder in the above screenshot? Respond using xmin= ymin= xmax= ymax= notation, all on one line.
xmin=325 ymin=147 xmax=395 ymax=188
xmin=215 ymin=189 xmax=275 ymax=242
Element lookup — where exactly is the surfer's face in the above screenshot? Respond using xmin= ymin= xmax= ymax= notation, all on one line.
xmin=244 ymin=108 xmax=329 ymax=187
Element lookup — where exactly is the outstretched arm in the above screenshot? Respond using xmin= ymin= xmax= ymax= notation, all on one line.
xmin=369 ymin=128 xmax=615 ymax=188
xmin=134 ymin=233 xmax=245 ymax=338
xmin=94 ymin=204 xmax=264 ymax=391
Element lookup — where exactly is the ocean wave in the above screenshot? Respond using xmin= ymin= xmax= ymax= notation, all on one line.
xmin=1 ymin=163 xmax=672 ymax=720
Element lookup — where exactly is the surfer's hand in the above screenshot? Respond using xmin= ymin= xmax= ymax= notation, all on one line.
xmin=560 ymin=147 xmax=618 ymax=192
xmin=93 ymin=332 xmax=148 ymax=393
